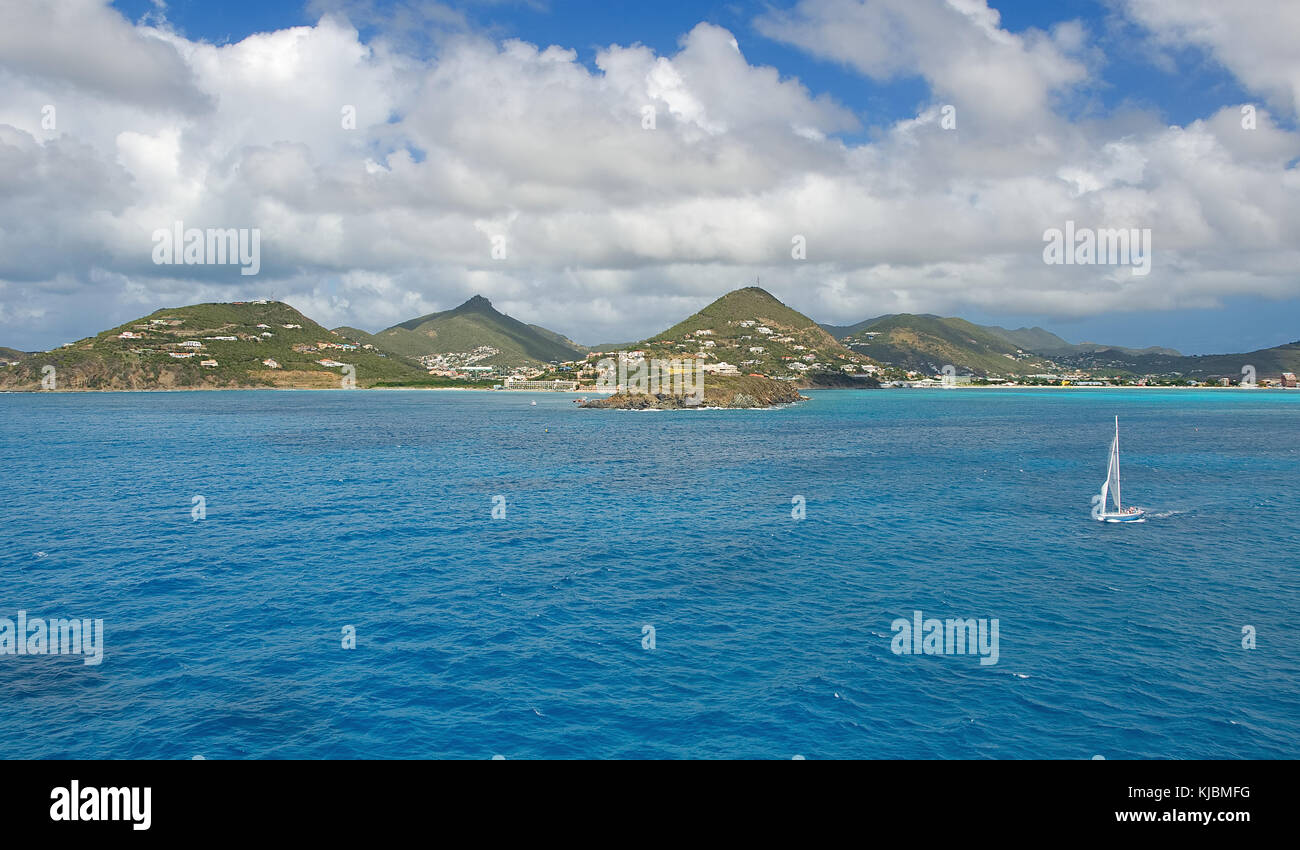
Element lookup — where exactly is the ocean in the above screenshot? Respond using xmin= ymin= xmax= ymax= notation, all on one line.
xmin=1 ymin=388 xmax=1296 ymax=759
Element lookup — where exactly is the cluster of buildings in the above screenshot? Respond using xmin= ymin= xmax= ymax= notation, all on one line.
xmin=629 ymin=317 xmax=867 ymax=380
xmin=107 ymin=315 xmax=369 ymax=376
xmin=292 ymin=340 xmax=361 ymax=353
xmin=885 ymin=369 xmax=1300 ymax=388
xmin=420 ymin=346 xmax=503 ymax=379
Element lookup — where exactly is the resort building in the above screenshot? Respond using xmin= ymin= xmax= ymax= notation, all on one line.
xmin=503 ymin=377 xmax=579 ymax=391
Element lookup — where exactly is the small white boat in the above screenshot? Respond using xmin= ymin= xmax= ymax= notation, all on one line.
xmin=1093 ymin=416 xmax=1144 ymax=522
xmin=530 ymin=400 xmax=537 ymax=406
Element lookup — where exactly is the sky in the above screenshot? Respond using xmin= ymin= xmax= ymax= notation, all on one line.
xmin=2 ymin=0 xmax=1299 ymax=354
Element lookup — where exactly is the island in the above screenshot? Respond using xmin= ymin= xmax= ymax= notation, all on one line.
xmin=579 ymin=374 xmax=807 ymax=409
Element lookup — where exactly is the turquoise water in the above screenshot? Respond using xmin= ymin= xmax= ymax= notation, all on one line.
xmin=1 ymin=388 xmax=1297 ymax=759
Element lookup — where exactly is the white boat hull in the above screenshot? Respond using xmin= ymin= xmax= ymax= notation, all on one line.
xmin=1097 ymin=509 xmax=1145 ymax=523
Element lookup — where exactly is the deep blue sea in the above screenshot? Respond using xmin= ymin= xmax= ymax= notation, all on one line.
xmin=1 ymin=388 xmax=1297 ymax=759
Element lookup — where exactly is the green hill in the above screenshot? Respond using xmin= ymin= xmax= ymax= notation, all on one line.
xmin=0 ymin=346 xmax=28 ymax=362
xmin=819 ymin=316 xmax=889 ymax=339
xmin=840 ymin=314 xmax=1056 ymax=376
xmin=348 ymin=295 xmax=586 ymax=366
xmin=981 ymin=324 xmax=1181 ymax=358
xmin=627 ymin=286 xmax=871 ymax=382
xmin=824 ymin=316 xmax=1182 ymax=362
xmin=834 ymin=313 xmax=1297 ymax=379
xmin=973 ymin=324 xmax=1076 ymax=354
xmin=1047 ymin=340 xmax=1300 ymax=379
xmin=0 ymin=301 xmax=432 ymax=390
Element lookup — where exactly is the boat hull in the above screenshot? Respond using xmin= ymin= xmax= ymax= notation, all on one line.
xmin=1097 ymin=509 xmax=1145 ymax=523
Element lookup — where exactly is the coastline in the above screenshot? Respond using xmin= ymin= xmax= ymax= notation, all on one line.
xmin=2 ymin=384 xmax=1295 ymax=395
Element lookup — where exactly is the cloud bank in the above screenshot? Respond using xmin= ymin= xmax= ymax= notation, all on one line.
xmin=1 ymin=0 xmax=1298 ymax=349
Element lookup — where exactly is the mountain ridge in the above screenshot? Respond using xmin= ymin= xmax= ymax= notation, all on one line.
xmin=334 ymin=295 xmax=586 ymax=366
xmin=830 ymin=312 xmax=1294 ymax=378
xmin=4 ymin=291 xmax=1297 ymax=390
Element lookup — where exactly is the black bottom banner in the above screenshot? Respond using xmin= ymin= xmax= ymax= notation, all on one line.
xmin=0 ymin=759 xmax=1280 ymax=838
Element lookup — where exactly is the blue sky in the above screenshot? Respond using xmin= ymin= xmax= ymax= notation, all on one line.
xmin=4 ymin=0 xmax=1296 ymax=353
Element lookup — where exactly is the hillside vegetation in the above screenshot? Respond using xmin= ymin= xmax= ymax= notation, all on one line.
xmin=343 ymin=295 xmax=586 ymax=365
xmin=0 ymin=301 xmax=430 ymax=390
xmin=628 ymin=286 xmax=871 ymax=383
xmin=840 ymin=314 xmax=1056 ymax=376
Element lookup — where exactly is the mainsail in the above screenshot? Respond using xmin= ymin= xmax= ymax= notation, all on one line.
xmin=1103 ymin=416 xmax=1122 ymax=513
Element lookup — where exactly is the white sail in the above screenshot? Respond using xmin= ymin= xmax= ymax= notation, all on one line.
xmin=1099 ymin=450 xmax=1111 ymax=512
xmin=1107 ymin=418 xmax=1122 ymax=512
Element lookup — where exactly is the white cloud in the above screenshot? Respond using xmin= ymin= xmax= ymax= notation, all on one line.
xmin=1122 ymin=0 xmax=1300 ymax=116
xmin=0 ymin=0 xmax=1297 ymax=350
xmin=755 ymin=0 xmax=1090 ymax=133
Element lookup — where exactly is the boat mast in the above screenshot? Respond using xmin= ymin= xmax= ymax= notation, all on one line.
xmin=1114 ymin=415 xmax=1122 ymax=510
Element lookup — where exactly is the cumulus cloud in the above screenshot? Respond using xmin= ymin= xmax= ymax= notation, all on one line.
xmin=755 ymin=0 xmax=1091 ymax=133
xmin=0 ymin=0 xmax=207 ymax=111
xmin=0 ymin=0 xmax=1297 ymax=350
xmin=1122 ymin=0 xmax=1300 ymax=116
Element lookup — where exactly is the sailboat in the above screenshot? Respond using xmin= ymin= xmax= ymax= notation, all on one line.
xmin=1093 ymin=416 xmax=1145 ymax=522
